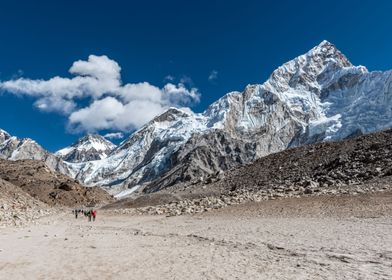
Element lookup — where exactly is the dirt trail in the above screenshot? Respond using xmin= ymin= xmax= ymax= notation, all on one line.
xmin=1 ymin=193 xmax=392 ymax=280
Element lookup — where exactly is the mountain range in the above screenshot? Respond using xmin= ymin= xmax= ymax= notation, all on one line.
xmin=1 ymin=40 xmax=392 ymax=196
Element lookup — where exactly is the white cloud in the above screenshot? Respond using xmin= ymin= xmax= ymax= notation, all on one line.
xmin=68 ymin=97 xmax=124 ymax=131
xmin=208 ymin=70 xmax=218 ymax=82
xmin=164 ymin=75 xmax=175 ymax=82
xmin=0 ymin=55 xmax=201 ymax=133
xmin=104 ymin=132 xmax=124 ymax=140
xmin=34 ymin=96 xmax=77 ymax=114
xmin=2 ymin=55 xmax=121 ymax=105
xmin=70 ymin=55 xmax=121 ymax=82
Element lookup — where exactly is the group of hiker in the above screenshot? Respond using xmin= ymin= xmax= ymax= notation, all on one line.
xmin=73 ymin=209 xmax=97 ymax=222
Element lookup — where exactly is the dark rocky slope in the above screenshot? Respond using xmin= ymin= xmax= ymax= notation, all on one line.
xmin=192 ymin=129 xmax=392 ymax=195
xmin=106 ymin=129 xmax=392 ymax=214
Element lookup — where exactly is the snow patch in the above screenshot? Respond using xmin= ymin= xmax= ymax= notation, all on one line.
xmin=114 ymin=185 xmax=141 ymax=198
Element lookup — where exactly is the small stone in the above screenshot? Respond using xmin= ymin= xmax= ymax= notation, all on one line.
xmin=304 ymin=188 xmax=313 ymax=194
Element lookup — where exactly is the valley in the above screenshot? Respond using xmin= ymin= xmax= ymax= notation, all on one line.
xmin=1 ymin=192 xmax=391 ymax=280
xmin=1 ymin=40 xmax=392 ymax=279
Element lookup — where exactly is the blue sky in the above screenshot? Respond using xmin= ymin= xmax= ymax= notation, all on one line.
xmin=1 ymin=0 xmax=392 ymax=151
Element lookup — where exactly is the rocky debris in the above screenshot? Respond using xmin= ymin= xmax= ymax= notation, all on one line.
xmin=0 ymin=178 xmax=56 ymax=228
xmin=106 ymin=182 xmax=391 ymax=217
xmin=0 ymin=159 xmax=114 ymax=207
xmin=102 ymin=193 xmax=181 ymax=209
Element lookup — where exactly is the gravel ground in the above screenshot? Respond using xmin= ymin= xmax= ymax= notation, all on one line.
xmin=0 ymin=191 xmax=391 ymax=280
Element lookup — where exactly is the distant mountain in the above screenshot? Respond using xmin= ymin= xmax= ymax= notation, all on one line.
xmin=63 ymin=40 xmax=392 ymax=195
xmin=56 ymin=134 xmax=116 ymax=163
xmin=0 ymin=129 xmax=69 ymax=174
xmin=4 ymin=41 xmax=392 ymax=196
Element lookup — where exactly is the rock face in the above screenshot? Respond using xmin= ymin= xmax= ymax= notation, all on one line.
xmin=56 ymin=134 xmax=116 ymax=163
xmin=144 ymin=130 xmax=257 ymax=193
xmin=63 ymin=40 xmax=392 ymax=194
xmin=0 ymin=129 xmax=69 ymax=174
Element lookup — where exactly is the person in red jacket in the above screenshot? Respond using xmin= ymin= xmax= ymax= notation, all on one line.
xmin=92 ymin=209 xmax=97 ymax=222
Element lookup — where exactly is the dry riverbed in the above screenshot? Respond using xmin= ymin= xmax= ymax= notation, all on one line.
xmin=1 ymin=192 xmax=392 ymax=280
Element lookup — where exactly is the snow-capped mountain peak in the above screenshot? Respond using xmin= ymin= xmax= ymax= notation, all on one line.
xmin=265 ymin=41 xmax=352 ymax=95
xmin=4 ymin=41 xmax=392 ymax=196
xmin=56 ymin=134 xmax=116 ymax=163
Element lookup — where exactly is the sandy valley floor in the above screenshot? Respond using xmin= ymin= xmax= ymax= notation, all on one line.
xmin=1 ymin=193 xmax=392 ymax=280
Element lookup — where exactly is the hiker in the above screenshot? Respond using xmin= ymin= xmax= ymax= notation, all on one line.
xmin=92 ymin=209 xmax=97 ymax=222
xmin=88 ymin=210 xmax=92 ymax=222
xmin=74 ymin=209 xmax=78 ymax=219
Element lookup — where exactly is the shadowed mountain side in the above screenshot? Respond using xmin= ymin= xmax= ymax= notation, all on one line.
xmin=189 ymin=129 xmax=392 ymax=195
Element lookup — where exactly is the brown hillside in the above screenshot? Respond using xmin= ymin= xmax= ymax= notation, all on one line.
xmin=0 ymin=159 xmax=114 ymax=207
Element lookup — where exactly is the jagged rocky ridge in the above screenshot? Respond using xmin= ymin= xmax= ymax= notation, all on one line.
xmin=0 ymin=129 xmax=69 ymax=174
xmin=60 ymin=40 xmax=392 ymax=195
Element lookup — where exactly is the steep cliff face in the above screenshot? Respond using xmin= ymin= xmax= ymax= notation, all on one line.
xmin=143 ymin=130 xmax=257 ymax=193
